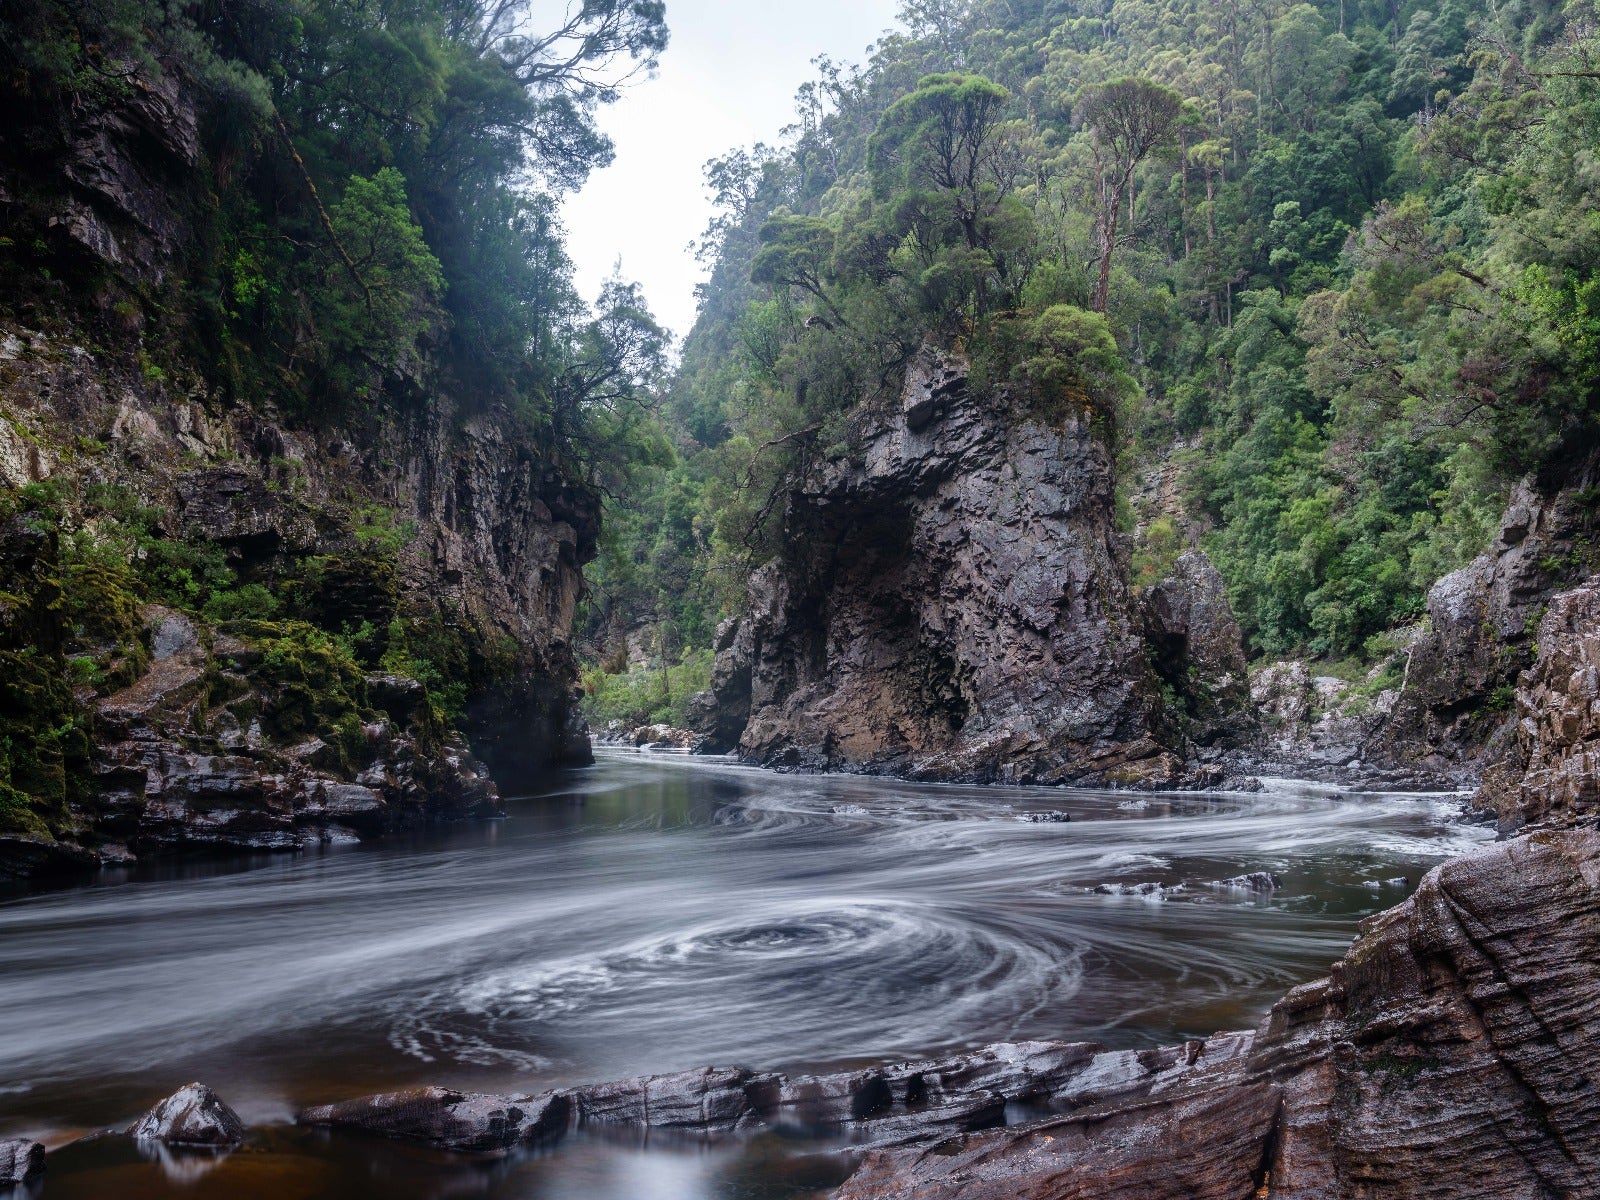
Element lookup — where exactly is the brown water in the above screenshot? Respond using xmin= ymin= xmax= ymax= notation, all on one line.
xmin=0 ymin=750 xmax=1490 ymax=1198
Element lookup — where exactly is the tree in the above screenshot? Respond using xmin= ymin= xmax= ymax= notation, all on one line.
xmin=1078 ymin=76 xmax=1186 ymax=311
xmin=868 ymin=73 xmax=1018 ymax=254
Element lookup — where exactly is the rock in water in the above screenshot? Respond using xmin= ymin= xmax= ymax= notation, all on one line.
xmin=130 ymin=1083 xmax=246 ymax=1147
xmin=298 ymin=1087 xmax=571 ymax=1153
xmin=0 ymin=1139 xmax=44 ymax=1185
xmin=694 ymin=345 xmax=1179 ymax=788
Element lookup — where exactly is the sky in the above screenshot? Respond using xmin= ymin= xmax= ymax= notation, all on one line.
xmin=559 ymin=0 xmax=905 ymax=343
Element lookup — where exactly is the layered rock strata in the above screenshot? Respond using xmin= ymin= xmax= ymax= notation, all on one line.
xmin=692 ymin=347 xmax=1177 ymax=787
xmin=0 ymin=61 xmax=598 ymax=873
xmin=297 ymin=1036 xmax=1253 ymax=1155
xmin=1476 ymin=575 xmax=1600 ymax=832
xmin=831 ymin=572 xmax=1600 ymax=1197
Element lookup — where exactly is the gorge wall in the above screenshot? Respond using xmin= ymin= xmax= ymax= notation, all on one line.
xmin=691 ymin=344 xmax=1598 ymax=795
xmin=692 ymin=346 xmax=1184 ymax=788
xmin=0 ymin=59 xmax=596 ymax=876
xmin=829 ymin=561 xmax=1600 ymax=1198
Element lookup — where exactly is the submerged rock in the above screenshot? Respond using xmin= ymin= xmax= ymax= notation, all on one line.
xmin=298 ymin=1087 xmax=571 ymax=1153
xmin=130 ymin=1083 xmax=246 ymax=1147
xmin=0 ymin=1140 xmax=44 ymax=1186
xmin=1212 ymin=871 xmax=1283 ymax=893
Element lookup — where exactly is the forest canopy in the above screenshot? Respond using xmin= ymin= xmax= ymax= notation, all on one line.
xmin=583 ymin=0 xmax=1600 ymax=719
xmin=1 ymin=0 xmax=672 ymax=490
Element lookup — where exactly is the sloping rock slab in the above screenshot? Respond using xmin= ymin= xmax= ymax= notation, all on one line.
xmin=0 ymin=1139 xmax=44 ymax=1185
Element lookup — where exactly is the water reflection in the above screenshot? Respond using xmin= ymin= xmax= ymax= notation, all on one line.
xmin=0 ymin=752 xmax=1489 ymax=1197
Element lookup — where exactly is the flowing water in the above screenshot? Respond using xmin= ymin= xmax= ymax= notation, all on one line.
xmin=0 ymin=750 xmax=1491 ymax=1198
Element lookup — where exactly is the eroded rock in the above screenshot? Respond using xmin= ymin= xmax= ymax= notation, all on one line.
xmin=1476 ymin=575 xmax=1600 ymax=832
xmin=299 ymin=1087 xmax=570 ymax=1153
xmin=0 ymin=1139 xmax=44 ymax=1186
xmin=696 ymin=345 xmax=1176 ymax=787
xmin=130 ymin=1083 xmax=246 ymax=1147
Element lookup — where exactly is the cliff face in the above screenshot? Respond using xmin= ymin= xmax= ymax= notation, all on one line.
xmin=0 ymin=62 xmax=597 ymax=874
xmin=694 ymin=347 xmax=1181 ymax=787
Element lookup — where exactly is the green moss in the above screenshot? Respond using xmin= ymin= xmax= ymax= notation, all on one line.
xmin=234 ymin=620 xmax=373 ymax=770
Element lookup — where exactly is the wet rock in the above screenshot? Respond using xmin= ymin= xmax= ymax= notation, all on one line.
xmin=1091 ymin=881 xmax=1173 ymax=899
xmin=0 ymin=1139 xmax=44 ymax=1186
xmin=1142 ymin=550 xmax=1253 ymax=749
xmin=630 ymin=724 xmax=704 ymax=751
xmin=130 ymin=1083 xmax=246 ymax=1147
xmin=697 ymin=345 xmax=1176 ymax=788
xmin=576 ymin=1067 xmax=774 ymax=1132
xmin=0 ymin=835 xmax=99 ymax=880
xmin=835 ymin=830 xmax=1600 ymax=1198
xmin=1369 ymin=468 xmax=1598 ymax=784
xmin=299 ymin=1087 xmax=571 ymax=1153
xmin=1476 ymin=575 xmax=1600 ymax=832
xmin=1213 ymin=871 xmax=1282 ymax=892
xmin=1015 ymin=810 xmax=1071 ymax=824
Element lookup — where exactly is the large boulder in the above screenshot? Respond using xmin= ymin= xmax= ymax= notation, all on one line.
xmin=130 ymin=1083 xmax=246 ymax=1147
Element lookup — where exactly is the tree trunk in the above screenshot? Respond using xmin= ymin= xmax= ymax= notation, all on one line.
xmin=1094 ymin=177 xmax=1127 ymax=313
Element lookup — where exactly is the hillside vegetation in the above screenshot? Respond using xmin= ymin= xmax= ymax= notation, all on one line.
xmin=584 ymin=0 xmax=1600 ymax=724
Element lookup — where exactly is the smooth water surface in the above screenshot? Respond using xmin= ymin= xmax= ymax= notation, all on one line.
xmin=0 ymin=751 xmax=1490 ymax=1197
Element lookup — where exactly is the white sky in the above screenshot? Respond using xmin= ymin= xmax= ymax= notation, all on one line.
xmin=560 ymin=0 xmax=905 ymax=342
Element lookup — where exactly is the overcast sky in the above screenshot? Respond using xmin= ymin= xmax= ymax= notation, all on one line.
xmin=559 ymin=0 xmax=905 ymax=342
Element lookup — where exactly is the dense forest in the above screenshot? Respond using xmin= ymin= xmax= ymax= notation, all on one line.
xmin=582 ymin=0 xmax=1600 ymax=728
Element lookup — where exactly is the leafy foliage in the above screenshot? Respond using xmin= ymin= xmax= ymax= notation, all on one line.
xmin=594 ymin=0 xmax=1600 ymax=685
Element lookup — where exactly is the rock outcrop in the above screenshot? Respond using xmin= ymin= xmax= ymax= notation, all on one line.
xmin=130 ymin=1084 xmax=246 ymax=1148
xmin=1476 ymin=575 xmax=1600 ymax=832
xmin=296 ymin=1038 xmax=1252 ymax=1156
xmin=0 ymin=63 xmax=598 ymax=874
xmin=1141 ymin=549 xmax=1254 ymax=752
xmin=693 ymin=347 xmax=1177 ymax=787
xmin=0 ymin=1139 xmax=44 ymax=1187
xmin=1368 ymin=472 xmax=1597 ymax=784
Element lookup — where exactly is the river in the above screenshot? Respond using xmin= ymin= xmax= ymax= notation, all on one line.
xmin=0 ymin=749 xmax=1490 ymax=1198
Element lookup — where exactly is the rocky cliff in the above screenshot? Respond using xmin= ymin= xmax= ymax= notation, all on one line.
xmin=692 ymin=347 xmax=1183 ymax=787
xmin=1238 ymin=467 xmax=1598 ymax=789
xmin=0 ymin=60 xmax=597 ymax=876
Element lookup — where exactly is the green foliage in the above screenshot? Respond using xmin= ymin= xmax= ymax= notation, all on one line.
xmin=1 ymin=0 xmax=670 ymax=447
xmin=314 ymin=169 xmax=444 ymax=398
xmin=603 ymin=0 xmax=1600 ymax=676
xmin=242 ymin=621 xmax=371 ymax=769
xmin=581 ymin=649 xmax=714 ymax=730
